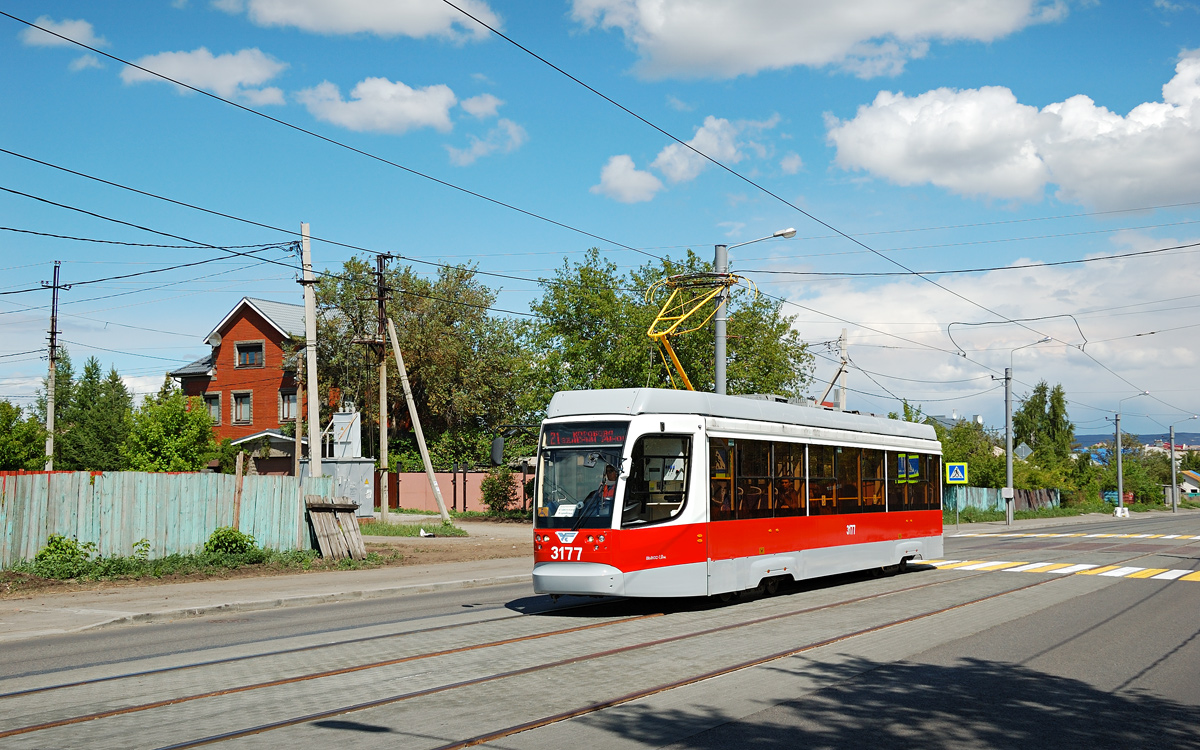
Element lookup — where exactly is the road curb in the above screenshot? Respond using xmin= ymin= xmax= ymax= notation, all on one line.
xmin=79 ymin=573 xmax=533 ymax=632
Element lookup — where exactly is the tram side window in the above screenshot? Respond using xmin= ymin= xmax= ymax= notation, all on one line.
xmin=710 ymin=438 xmax=734 ymax=521
xmin=808 ymin=445 xmax=836 ymax=515
xmin=888 ymin=452 xmax=939 ymax=511
xmin=623 ymin=435 xmax=691 ymax=527
xmin=861 ymin=449 xmax=885 ymax=513
xmin=835 ymin=446 xmax=861 ymax=514
xmin=736 ymin=440 xmax=773 ymax=519
xmin=773 ymin=442 xmax=805 ymax=517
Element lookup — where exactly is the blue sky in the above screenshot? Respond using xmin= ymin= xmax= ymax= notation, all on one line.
xmin=2 ymin=0 xmax=1199 ymax=439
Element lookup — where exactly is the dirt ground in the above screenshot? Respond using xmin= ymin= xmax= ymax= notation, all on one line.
xmin=0 ymin=521 xmax=533 ymax=599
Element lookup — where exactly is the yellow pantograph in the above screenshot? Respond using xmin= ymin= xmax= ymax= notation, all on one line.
xmin=646 ymin=272 xmax=757 ymax=390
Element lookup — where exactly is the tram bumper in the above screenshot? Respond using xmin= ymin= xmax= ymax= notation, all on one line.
xmin=533 ymin=562 xmax=625 ymax=597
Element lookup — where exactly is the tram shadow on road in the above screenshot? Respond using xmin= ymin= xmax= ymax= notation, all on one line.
xmin=576 ymin=655 xmax=1200 ymax=749
xmin=504 ymin=566 xmax=935 ymax=619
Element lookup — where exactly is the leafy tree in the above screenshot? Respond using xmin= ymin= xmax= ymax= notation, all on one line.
xmin=1181 ymin=451 xmax=1200 ymax=472
xmin=1013 ymin=381 xmax=1074 ymax=462
xmin=526 ymin=248 xmax=813 ymax=403
xmin=931 ymin=418 xmax=1007 ymax=489
xmin=121 ymin=377 xmax=217 ymax=472
xmin=0 ymin=400 xmax=46 ymax=470
xmin=315 ymin=256 xmax=526 ymax=470
xmin=59 ymin=359 xmax=132 ymax=471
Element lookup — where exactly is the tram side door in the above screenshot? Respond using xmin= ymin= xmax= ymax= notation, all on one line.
xmin=616 ymin=416 xmax=708 ymax=597
xmin=706 ymin=433 xmax=739 ymax=595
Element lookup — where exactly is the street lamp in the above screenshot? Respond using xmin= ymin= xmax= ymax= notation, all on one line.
xmin=714 ymin=228 xmax=796 ymax=395
xmin=1000 ymin=336 xmax=1051 ymax=526
xmin=1168 ymin=415 xmax=1197 ymax=513
xmin=1115 ymin=391 xmax=1150 ymax=510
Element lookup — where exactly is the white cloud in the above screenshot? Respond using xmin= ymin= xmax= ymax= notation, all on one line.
xmin=651 ymin=116 xmax=743 ymax=183
xmin=780 ymin=152 xmax=803 ymax=174
xmin=222 ymin=0 xmax=500 ymax=41
xmin=297 ymin=77 xmax=457 ymax=134
xmin=461 ymin=93 xmax=502 ymax=118
xmin=780 ymin=232 xmax=1200 ymax=427
xmin=446 ymin=118 xmax=527 ymax=165
xmin=241 ymin=86 xmax=285 ymax=105
xmin=666 ymin=95 xmax=693 ymax=112
xmin=69 ymin=54 xmax=103 ymax=72
xmin=120 ymin=47 xmax=288 ymax=104
xmin=827 ymin=51 xmax=1200 ymax=209
xmin=570 ymin=0 xmax=1065 ymax=79
xmin=591 ymin=155 xmax=664 ymax=203
xmin=718 ymin=221 xmax=746 ymax=237
xmin=19 ymin=16 xmax=107 ymax=48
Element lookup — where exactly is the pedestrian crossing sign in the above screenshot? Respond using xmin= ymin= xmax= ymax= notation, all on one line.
xmin=946 ymin=462 xmax=968 ymax=485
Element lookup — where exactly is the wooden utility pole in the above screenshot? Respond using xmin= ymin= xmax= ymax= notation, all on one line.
xmin=387 ymin=317 xmax=450 ymax=523
xmin=299 ymin=223 xmax=321 ymax=478
xmin=41 ymin=261 xmax=69 ymax=470
xmin=377 ymin=254 xmax=391 ymax=522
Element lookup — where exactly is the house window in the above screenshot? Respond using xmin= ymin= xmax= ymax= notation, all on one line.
xmin=279 ymin=390 xmax=297 ymax=421
xmin=236 ymin=342 xmax=264 ymax=368
xmin=232 ymin=392 xmax=253 ymax=424
xmin=203 ymin=393 xmax=221 ymax=425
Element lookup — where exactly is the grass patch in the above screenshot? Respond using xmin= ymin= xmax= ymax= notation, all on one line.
xmin=8 ymin=547 xmax=324 ymax=581
xmin=360 ymin=521 xmax=469 ymax=537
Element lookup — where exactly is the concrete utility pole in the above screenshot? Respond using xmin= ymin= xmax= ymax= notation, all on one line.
xmin=713 ymin=243 xmax=728 ymax=396
xmin=1004 ymin=366 xmax=1014 ymax=526
xmin=387 ymin=318 xmax=450 ymax=523
xmin=1116 ymin=392 xmax=1149 ymax=510
xmin=41 ymin=261 xmax=69 ymax=471
xmin=1169 ymin=417 xmax=1197 ymax=513
xmin=838 ymin=328 xmax=848 ymax=412
xmin=376 ymin=253 xmax=391 ymax=522
xmin=300 ymin=223 xmax=321 ymax=478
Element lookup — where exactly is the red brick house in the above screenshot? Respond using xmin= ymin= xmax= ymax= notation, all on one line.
xmin=170 ymin=297 xmax=304 ymax=447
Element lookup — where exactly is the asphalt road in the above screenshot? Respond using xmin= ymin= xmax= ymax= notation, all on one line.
xmin=3 ymin=513 xmax=1199 ymax=749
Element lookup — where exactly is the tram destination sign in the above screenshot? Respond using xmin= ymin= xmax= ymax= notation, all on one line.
xmin=543 ymin=422 xmax=628 ymax=447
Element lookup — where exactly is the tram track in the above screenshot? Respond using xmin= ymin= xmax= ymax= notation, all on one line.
xmin=1 ymin=543 xmax=1176 ymax=748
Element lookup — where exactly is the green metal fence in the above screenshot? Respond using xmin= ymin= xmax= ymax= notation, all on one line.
xmin=0 ymin=472 xmax=334 ymax=567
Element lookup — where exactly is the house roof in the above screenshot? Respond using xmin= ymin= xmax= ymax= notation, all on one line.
xmin=1181 ymin=470 xmax=1200 ymax=484
xmin=168 ymin=352 xmax=215 ymax=378
xmin=204 ymin=297 xmax=306 ymax=345
xmin=231 ymin=429 xmax=307 ymax=446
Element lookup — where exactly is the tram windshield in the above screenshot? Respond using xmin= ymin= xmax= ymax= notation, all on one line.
xmin=535 ymin=421 xmax=628 ymax=529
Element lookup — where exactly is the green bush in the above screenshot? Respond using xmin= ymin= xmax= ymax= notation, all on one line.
xmin=203 ymin=527 xmax=257 ymax=555
xmin=31 ymin=534 xmax=97 ymax=579
xmin=479 ymin=466 xmax=517 ymax=515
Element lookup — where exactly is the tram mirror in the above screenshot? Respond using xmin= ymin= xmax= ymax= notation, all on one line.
xmin=490 ymin=436 xmax=505 ymax=466
xmin=619 ymin=456 xmax=631 ymax=480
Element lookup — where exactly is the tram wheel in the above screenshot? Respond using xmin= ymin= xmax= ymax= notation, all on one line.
xmin=881 ymin=564 xmax=900 ymax=577
xmin=719 ymin=592 xmax=735 ymax=603
xmin=764 ymin=578 xmax=780 ymax=596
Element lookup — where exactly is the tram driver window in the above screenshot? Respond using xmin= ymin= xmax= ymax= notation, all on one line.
xmin=623 ymin=435 xmax=691 ymax=527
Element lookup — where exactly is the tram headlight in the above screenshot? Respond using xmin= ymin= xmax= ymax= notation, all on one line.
xmin=598 ymin=535 xmax=605 ymax=543
xmin=587 ymin=535 xmax=594 ymax=543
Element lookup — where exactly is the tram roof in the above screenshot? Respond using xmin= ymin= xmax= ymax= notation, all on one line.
xmin=546 ymin=388 xmax=937 ymax=441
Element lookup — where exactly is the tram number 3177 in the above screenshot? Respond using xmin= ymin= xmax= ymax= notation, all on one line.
xmin=550 ymin=546 xmax=584 ymax=561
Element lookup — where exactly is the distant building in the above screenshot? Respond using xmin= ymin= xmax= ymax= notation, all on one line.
xmin=169 ymin=298 xmax=305 ymax=472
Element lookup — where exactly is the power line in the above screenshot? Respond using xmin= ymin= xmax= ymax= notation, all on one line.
xmin=0 ymin=14 xmax=655 ymax=261
xmin=0 ymin=226 xmax=284 ymax=249
xmin=740 ymin=240 xmax=1200 ymax=278
xmin=440 ymin=0 xmax=1190 ymax=413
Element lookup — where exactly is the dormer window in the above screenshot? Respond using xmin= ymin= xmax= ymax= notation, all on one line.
xmin=236 ymin=342 xmax=264 ymax=368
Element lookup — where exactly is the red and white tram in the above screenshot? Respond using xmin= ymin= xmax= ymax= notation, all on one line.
xmin=532 ymin=388 xmax=943 ymax=598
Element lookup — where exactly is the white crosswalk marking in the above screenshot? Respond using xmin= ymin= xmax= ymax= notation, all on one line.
xmin=1004 ymin=562 xmax=1051 ymax=572
xmin=1100 ymin=567 xmax=1144 ymax=577
xmin=1152 ymin=570 xmax=1189 ymax=580
xmin=1050 ymin=564 xmax=1097 ymax=574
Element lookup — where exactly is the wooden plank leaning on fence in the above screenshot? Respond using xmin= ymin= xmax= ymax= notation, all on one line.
xmin=305 ymin=495 xmax=367 ymax=560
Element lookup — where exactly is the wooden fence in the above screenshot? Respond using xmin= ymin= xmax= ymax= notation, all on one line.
xmin=0 ymin=471 xmax=334 ymax=568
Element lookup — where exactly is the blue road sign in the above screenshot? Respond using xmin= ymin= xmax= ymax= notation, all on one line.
xmin=946 ymin=462 xmax=968 ymax=485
